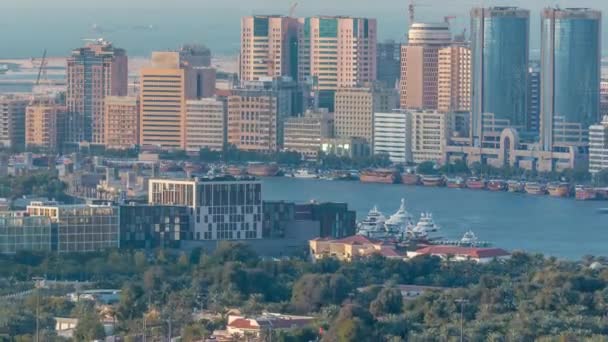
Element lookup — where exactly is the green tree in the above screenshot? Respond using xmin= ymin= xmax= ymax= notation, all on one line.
xmin=369 ymin=287 xmax=404 ymax=317
xmin=416 ymin=161 xmax=438 ymax=175
xmin=73 ymin=305 xmax=105 ymax=341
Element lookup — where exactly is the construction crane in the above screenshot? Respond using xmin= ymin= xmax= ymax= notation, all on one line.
xmin=444 ymin=15 xmax=457 ymax=24
xmin=408 ymin=0 xmax=431 ymax=27
xmin=289 ymin=2 xmax=298 ymax=17
xmin=33 ymin=49 xmax=48 ymax=86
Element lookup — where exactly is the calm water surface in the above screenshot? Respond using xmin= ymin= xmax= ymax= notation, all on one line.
xmin=262 ymin=177 xmax=608 ymax=260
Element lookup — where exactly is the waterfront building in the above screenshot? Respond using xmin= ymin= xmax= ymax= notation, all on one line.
xmin=400 ymin=22 xmax=452 ymax=110
xmin=283 ymin=110 xmax=334 ymax=160
xmin=295 ymin=201 xmax=356 ymax=238
xmin=139 ymin=52 xmax=188 ymax=150
xmin=373 ymin=110 xmax=412 ymax=164
xmin=437 ymin=44 xmax=471 ymax=113
xmin=0 ymin=214 xmax=52 ymax=254
xmin=298 ymin=16 xmax=377 ymax=111
xmin=540 ymin=7 xmax=602 ymax=151
xmin=412 ymin=110 xmax=449 ymax=164
xmin=25 ymin=100 xmax=65 ymax=151
xmin=186 ymin=98 xmax=227 ymax=152
xmin=104 ymin=96 xmax=139 ymax=150
xmin=334 ymin=86 xmax=398 ymax=144
xmin=148 ymin=177 xmax=262 ymax=240
xmin=527 ymin=64 xmax=541 ymax=135
xmin=240 ymin=15 xmax=299 ymax=82
xmin=589 ymin=115 xmax=608 ymax=174
xmin=320 ymin=137 xmax=371 ymax=159
xmin=26 ymin=201 xmax=119 ymax=252
xmin=119 ymin=204 xmax=192 ymax=248
xmin=407 ymin=245 xmax=510 ymax=263
xmin=309 ymin=235 xmax=402 ymax=262
xmin=470 ymin=7 xmax=529 ymax=147
xmin=227 ymin=77 xmax=301 ymax=153
xmin=66 ymin=39 xmax=128 ymax=145
xmin=0 ymin=95 xmax=29 ymax=149
xmin=377 ymin=40 xmax=401 ymax=89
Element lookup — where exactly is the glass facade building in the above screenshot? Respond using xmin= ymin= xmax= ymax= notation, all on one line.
xmin=471 ymin=7 xmax=529 ymax=146
xmin=120 ymin=204 xmax=192 ymax=249
xmin=540 ymin=8 xmax=601 ymax=151
xmin=0 ymin=215 xmax=52 ymax=254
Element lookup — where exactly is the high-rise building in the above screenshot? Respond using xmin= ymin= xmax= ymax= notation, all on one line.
xmin=377 ymin=40 xmax=401 ymax=89
xmin=148 ymin=177 xmax=263 ymax=240
xmin=527 ymin=64 xmax=541 ymax=135
xmin=400 ymin=23 xmax=452 ymax=110
xmin=25 ymin=100 xmax=65 ymax=151
xmin=104 ymin=96 xmax=139 ymax=150
xmin=601 ymin=79 xmax=608 ymax=118
xmin=66 ymin=40 xmax=128 ymax=145
xmin=284 ymin=110 xmax=334 ymax=160
xmin=227 ymin=78 xmax=301 ymax=153
xmin=471 ymin=7 xmax=529 ymax=146
xmin=140 ymin=52 xmax=188 ymax=150
xmin=373 ymin=109 xmax=412 ymax=164
xmin=180 ymin=44 xmax=212 ymax=67
xmin=438 ymin=44 xmax=471 ymax=113
xmin=186 ymin=98 xmax=227 ymax=152
xmin=334 ymin=87 xmax=398 ymax=144
xmin=411 ymin=110 xmax=449 ymax=164
xmin=299 ymin=16 xmax=377 ymax=111
xmin=540 ymin=7 xmax=601 ymax=151
xmin=589 ymin=115 xmax=608 ymax=174
xmin=240 ymin=15 xmax=299 ymax=82
xmin=0 ymin=95 xmax=29 ymax=149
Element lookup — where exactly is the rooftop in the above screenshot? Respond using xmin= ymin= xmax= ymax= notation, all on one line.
xmin=414 ymin=245 xmax=510 ymax=259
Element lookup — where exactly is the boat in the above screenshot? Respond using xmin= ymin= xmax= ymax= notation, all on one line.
xmin=226 ymin=165 xmax=246 ymax=176
xmin=247 ymin=162 xmax=279 ymax=177
xmin=466 ymin=177 xmax=486 ymax=190
xmin=575 ymin=186 xmax=597 ymax=201
xmin=291 ymin=169 xmax=318 ymax=179
xmin=407 ymin=212 xmax=441 ymax=240
xmin=359 ymin=169 xmax=398 ymax=184
xmin=384 ymin=198 xmax=413 ymax=237
xmin=357 ymin=206 xmax=388 ymax=239
xmin=420 ymin=175 xmax=444 ymax=187
xmin=525 ymin=182 xmax=547 ymax=195
xmin=487 ymin=179 xmax=507 ymax=192
xmin=547 ymin=182 xmax=571 ymax=198
xmin=507 ymin=180 xmax=525 ymax=193
xmin=446 ymin=177 xmax=466 ymax=188
xmin=401 ymin=172 xmax=420 ymax=185
xmin=0 ymin=65 xmax=8 ymax=75
xmin=437 ymin=230 xmax=492 ymax=247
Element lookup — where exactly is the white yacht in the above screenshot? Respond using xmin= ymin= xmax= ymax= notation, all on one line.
xmin=357 ymin=206 xmax=387 ymax=239
xmin=292 ymin=169 xmax=318 ymax=179
xmin=384 ymin=198 xmax=413 ymax=235
xmin=439 ymin=230 xmax=492 ymax=247
xmin=407 ymin=212 xmax=440 ymax=240
xmin=0 ymin=65 xmax=8 ymax=75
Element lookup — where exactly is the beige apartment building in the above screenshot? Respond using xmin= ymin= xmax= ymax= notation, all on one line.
xmin=298 ymin=16 xmax=377 ymax=111
xmin=412 ymin=110 xmax=449 ymax=164
xmin=227 ymin=92 xmax=279 ymax=153
xmin=25 ymin=100 xmax=65 ymax=151
xmin=284 ymin=110 xmax=334 ymax=160
xmin=140 ymin=52 xmax=188 ymax=150
xmin=438 ymin=44 xmax=471 ymax=113
xmin=400 ymin=23 xmax=451 ymax=110
xmin=186 ymin=98 xmax=226 ymax=152
xmin=334 ymin=87 xmax=398 ymax=144
xmin=240 ymin=15 xmax=299 ymax=82
xmin=66 ymin=39 xmax=128 ymax=145
xmin=0 ymin=95 xmax=29 ymax=149
xmin=104 ymin=96 xmax=139 ymax=150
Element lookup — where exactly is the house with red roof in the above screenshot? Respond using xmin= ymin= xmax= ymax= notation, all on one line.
xmin=309 ymin=235 xmax=404 ymax=262
xmin=210 ymin=313 xmax=315 ymax=340
xmin=408 ymin=245 xmax=511 ymax=263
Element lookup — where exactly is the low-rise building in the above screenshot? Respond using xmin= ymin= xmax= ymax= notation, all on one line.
xmin=283 ymin=110 xmax=334 ymax=160
xmin=309 ymin=235 xmax=403 ymax=262
xmin=589 ymin=115 xmax=608 ymax=174
xmin=25 ymin=100 xmax=65 ymax=151
xmin=0 ymin=213 xmax=53 ymax=254
xmin=295 ymin=201 xmax=356 ymax=238
xmin=320 ymin=137 xmax=371 ymax=159
xmin=407 ymin=245 xmax=510 ymax=263
xmin=214 ymin=313 xmax=315 ymax=340
xmin=373 ymin=110 xmax=412 ymax=163
xmin=119 ymin=204 xmax=192 ymax=248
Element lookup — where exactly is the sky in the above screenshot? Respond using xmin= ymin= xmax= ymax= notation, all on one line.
xmin=2 ymin=0 xmax=608 ymax=58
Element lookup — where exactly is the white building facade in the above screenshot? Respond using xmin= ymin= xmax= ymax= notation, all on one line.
xmin=412 ymin=110 xmax=449 ymax=164
xmin=373 ymin=110 xmax=412 ymax=163
xmin=589 ymin=116 xmax=608 ymax=174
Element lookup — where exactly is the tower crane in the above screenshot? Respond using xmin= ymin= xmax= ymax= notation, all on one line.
xmin=35 ymin=49 xmax=47 ymax=86
xmin=289 ymin=2 xmax=298 ymax=17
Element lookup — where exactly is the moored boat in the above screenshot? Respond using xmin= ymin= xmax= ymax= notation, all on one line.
xmin=226 ymin=165 xmax=246 ymax=176
xmin=247 ymin=162 xmax=279 ymax=177
xmin=575 ymin=186 xmax=597 ymax=201
xmin=525 ymin=182 xmax=547 ymax=195
xmin=291 ymin=169 xmax=318 ymax=179
xmin=420 ymin=175 xmax=444 ymax=187
xmin=487 ymin=179 xmax=507 ymax=192
xmin=401 ymin=172 xmax=420 ymax=185
xmin=360 ymin=169 xmax=399 ymax=184
xmin=547 ymin=182 xmax=571 ymax=198
xmin=357 ymin=206 xmax=387 ymax=239
xmin=466 ymin=177 xmax=486 ymax=190
xmin=446 ymin=177 xmax=466 ymax=188
xmin=507 ymin=180 xmax=525 ymax=193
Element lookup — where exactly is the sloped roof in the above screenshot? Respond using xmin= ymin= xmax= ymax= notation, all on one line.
xmin=414 ymin=245 xmax=510 ymax=259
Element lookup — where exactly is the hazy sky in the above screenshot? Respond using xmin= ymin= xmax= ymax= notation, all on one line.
xmin=2 ymin=0 xmax=608 ymax=58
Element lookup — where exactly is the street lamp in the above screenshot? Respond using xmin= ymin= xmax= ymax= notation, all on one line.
xmin=454 ymin=298 xmax=469 ymax=342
